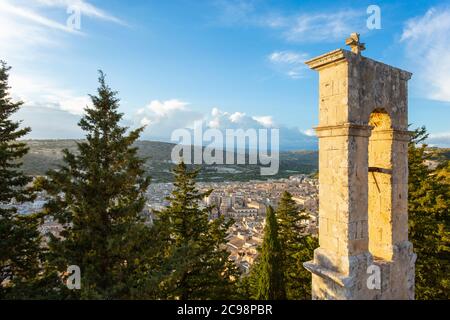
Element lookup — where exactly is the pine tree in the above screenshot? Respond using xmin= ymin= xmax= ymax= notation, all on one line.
xmin=256 ymin=206 xmax=286 ymax=300
xmin=276 ymin=191 xmax=318 ymax=299
xmin=156 ymin=161 xmax=238 ymax=299
xmin=408 ymin=126 xmax=450 ymax=299
xmin=0 ymin=61 xmax=44 ymax=299
xmin=41 ymin=71 xmax=154 ymax=299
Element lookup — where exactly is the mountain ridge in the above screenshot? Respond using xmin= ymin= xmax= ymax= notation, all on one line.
xmin=21 ymin=140 xmax=319 ymax=182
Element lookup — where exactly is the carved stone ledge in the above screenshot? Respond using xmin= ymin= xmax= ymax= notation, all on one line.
xmin=315 ymin=123 xmax=372 ymax=138
xmin=303 ymin=261 xmax=353 ymax=288
xmin=305 ymin=49 xmax=350 ymax=70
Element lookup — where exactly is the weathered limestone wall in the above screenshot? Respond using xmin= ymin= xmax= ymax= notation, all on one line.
xmin=303 ymin=47 xmax=416 ymax=300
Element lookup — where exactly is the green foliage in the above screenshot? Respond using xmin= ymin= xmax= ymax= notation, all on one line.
xmin=241 ymin=194 xmax=318 ymax=300
xmin=40 ymin=71 xmax=155 ymax=299
xmin=237 ymin=255 xmax=261 ymax=300
xmin=0 ymin=61 xmax=48 ymax=299
xmin=277 ymin=191 xmax=318 ymax=299
xmin=155 ymin=161 xmax=239 ymax=299
xmin=408 ymin=126 xmax=450 ymax=300
xmin=254 ymin=206 xmax=286 ymax=300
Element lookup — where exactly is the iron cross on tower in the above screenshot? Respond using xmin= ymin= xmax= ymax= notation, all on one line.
xmin=345 ymin=32 xmax=366 ymax=55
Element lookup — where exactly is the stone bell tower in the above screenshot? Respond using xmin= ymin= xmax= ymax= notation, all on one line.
xmin=303 ymin=33 xmax=416 ymax=300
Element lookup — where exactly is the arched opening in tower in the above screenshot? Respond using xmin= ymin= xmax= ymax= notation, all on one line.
xmin=368 ymin=109 xmax=394 ymax=261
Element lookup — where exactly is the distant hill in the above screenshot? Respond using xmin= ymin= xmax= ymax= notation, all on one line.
xmin=428 ymin=147 xmax=450 ymax=161
xmin=21 ymin=140 xmax=319 ymax=182
xmin=23 ymin=140 xmax=449 ymax=183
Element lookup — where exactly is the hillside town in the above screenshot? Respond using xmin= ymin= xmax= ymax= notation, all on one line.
xmin=145 ymin=174 xmax=319 ymax=273
xmin=2 ymin=174 xmax=319 ymax=273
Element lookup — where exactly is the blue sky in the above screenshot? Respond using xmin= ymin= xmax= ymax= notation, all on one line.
xmin=1 ymin=0 xmax=450 ymax=148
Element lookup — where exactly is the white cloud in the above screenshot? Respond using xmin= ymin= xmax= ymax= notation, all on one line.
xmin=0 ymin=0 xmax=125 ymax=60
xmin=427 ymin=132 xmax=450 ymax=147
xmin=0 ymin=1 xmax=80 ymax=34
xmin=207 ymin=108 xmax=274 ymax=130
xmin=13 ymin=105 xmax=84 ymax=139
xmin=146 ymin=99 xmax=189 ymax=116
xmin=252 ymin=115 xmax=274 ymax=127
xmin=9 ymin=73 xmax=90 ymax=116
xmin=401 ymin=8 xmax=450 ymax=43
xmin=35 ymin=0 xmax=126 ymax=26
xmin=212 ymin=2 xmax=366 ymax=43
xmin=302 ymin=128 xmax=315 ymax=137
xmin=134 ymin=99 xmax=203 ymax=140
xmin=0 ymin=0 xmax=127 ymax=135
xmin=134 ymin=103 xmax=316 ymax=149
xmin=212 ymin=3 xmax=366 ymax=78
xmin=282 ymin=10 xmax=364 ymax=43
xmin=229 ymin=111 xmax=246 ymax=123
xmin=203 ymin=108 xmax=317 ymax=150
xmin=0 ymin=1 xmax=69 ymax=60
xmin=269 ymin=51 xmax=307 ymax=64
xmin=401 ymin=8 xmax=450 ymax=102
xmin=268 ymin=51 xmax=309 ymax=79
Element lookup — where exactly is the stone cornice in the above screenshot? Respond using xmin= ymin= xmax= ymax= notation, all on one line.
xmin=314 ymin=124 xmax=412 ymax=140
xmin=315 ymin=123 xmax=372 ymax=138
xmin=305 ymin=49 xmax=413 ymax=80
xmin=305 ymin=49 xmax=349 ymax=70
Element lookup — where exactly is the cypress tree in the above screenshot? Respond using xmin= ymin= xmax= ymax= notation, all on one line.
xmin=276 ymin=191 xmax=318 ymax=299
xmin=156 ymin=161 xmax=238 ymax=299
xmin=256 ymin=206 xmax=286 ymax=300
xmin=41 ymin=71 xmax=154 ymax=299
